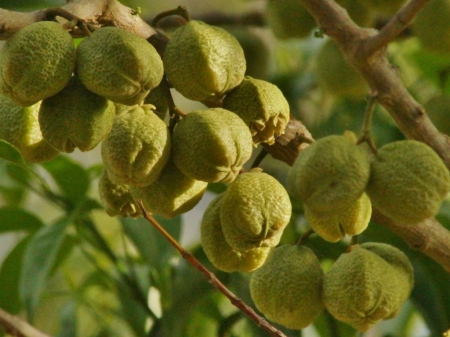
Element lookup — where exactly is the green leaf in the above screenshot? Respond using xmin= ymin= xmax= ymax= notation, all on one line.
xmin=117 ymin=280 xmax=148 ymax=337
xmin=0 ymin=207 xmax=43 ymax=233
xmin=121 ymin=215 xmax=182 ymax=271
xmin=19 ymin=217 xmax=72 ymax=320
xmin=0 ymin=235 xmax=32 ymax=314
xmin=56 ymin=301 xmax=77 ymax=337
xmin=0 ymin=139 xmax=26 ymax=166
xmin=41 ymin=155 xmax=90 ymax=205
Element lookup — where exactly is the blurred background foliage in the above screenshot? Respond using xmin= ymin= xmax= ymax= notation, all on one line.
xmin=0 ymin=0 xmax=450 ymax=337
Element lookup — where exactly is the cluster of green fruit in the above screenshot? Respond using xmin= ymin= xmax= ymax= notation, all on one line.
xmin=0 ymin=19 xmax=291 ymax=219
xmin=249 ymin=242 xmax=414 ymax=332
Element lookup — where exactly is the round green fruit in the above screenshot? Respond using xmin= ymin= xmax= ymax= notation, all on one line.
xmin=39 ymin=76 xmax=116 ymax=153
xmin=163 ymin=20 xmax=246 ymax=103
xmin=76 ymin=27 xmax=164 ymax=106
xmin=0 ymin=95 xmax=58 ymax=163
xmin=101 ymin=105 xmax=171 ymax=187
xmin=200 ymin=194 xmax=271 ymax=273
xmin=220 ymin=170 xmax=292 ymax=251
xmin=250 ymin=245 xmax=324 ymax=329
xmin=171 ymin=108 xmax=253 ymax=183
xmin=0 ymin=21 xmax=75 ymax=106
xmin=366 ymin=140 xmax=450 ymax=224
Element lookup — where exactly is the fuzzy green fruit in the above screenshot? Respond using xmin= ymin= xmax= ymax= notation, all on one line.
xmin=201 ymin=194 xmax=271 ymax=273
xmin=101 ymin=105 xmax=171 ymax=187
xmin=163 ymin=20 xmax=246 ymax=103
xmin=250 ymin=245 xmax=324 ymax=329
xmin=98 ymin=170 xmax=141 ymax=218
xmin=0 ymin=21 xmax=75 ymax=106
xmin=220 ymin=170 xmax=292 ymax=251
xmin=316 ymin=40 xmax=368 ymax=100
xmin=222 ymin=77 xmax=290 ymax=145
xmin=304 ymin=193 xmax=372 ymax=242
xmin=76 ymin=27 xmax=164 ymax=106
xmin=171 ymin=108 xmax=253 ymax=183
xmin=39 ymin=76 xmax=116 ymax=153
xmin=0 ymin=95 xmax=58 ymax=163
xmin=366 ymin=140 xmax=450 ymax=224
xmin=287 ymin=135 xmax=370 ymax=215
xmin=131 ymin=160 xmax=207 ymax=219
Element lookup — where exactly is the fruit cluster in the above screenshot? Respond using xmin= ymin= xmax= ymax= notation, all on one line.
xmin=0 ymin=19 xmax=290 ymax=219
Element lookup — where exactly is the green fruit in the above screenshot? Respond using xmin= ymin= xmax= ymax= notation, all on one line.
xmin=366 ymin=0 xmax=408 ymax=15
xmin=0 ymin=21 xmax=76 ymax=106
xmin=222 ymin=77 xmax=290 ymax=145
xmin=220 ymin=170 xmax=292 ymax=251
xmin=316 ymin=40 xmax=368 ymax=100
xmin=266 ymin=0 xmax=317 ymax=39
xmin=366 ymin=140 xmax=450 ymax=224
xmin=304 ymin=193 xmax=372 ymax=242
xmin=424 ymin=94 xmax=450 ymax=134
xmin=163 ymin=20 xmax=246 ymax=103
xmin=39 ymin=76 xmax=116 ymax=153
xmin=171 ymin=108 xmax=253 ymax=183
xmin=0 ymin=95 xmax=58 ymax=163
xmin=286 ymin=135 xmax=370 ymax=215
xmin=222 ymin=25 xmax=271 ymax=79
xmin=413 ymin=0 xmax=450 ymax=55
xmin=101 ymin=105 xmax=171 ymax=187
xmin=323 ymin=245 xmax=412 ymax=331
xmin=131 ymin=160 xmax=207 ymax=219
xmin=200 ymin=194 xmax=271 ymax=273
xmin=250 ymin=245 xmax=324 ymax=329
xmin=76 ymin=27 xmax=164 ymax=106
xmin=98 ymin=170 xmax=141 ymax=218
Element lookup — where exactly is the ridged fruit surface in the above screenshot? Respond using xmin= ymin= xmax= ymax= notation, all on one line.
xmin=163 ymin=20 xmax=246 ymax=103
xmin=0 ymin=21 xmax=75 ymax=106
xmin=250 ymin=245 xmax=324 ymax=329
xmin=76 ymin=27 xmax=164 ymax=105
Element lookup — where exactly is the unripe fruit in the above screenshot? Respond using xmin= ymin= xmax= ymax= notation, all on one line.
xmin=171 ymin=108 xmax=253 ymax=183
xmin=366 ymin=140 xmax=450 ymax=224
xmin=39 ymin=76 xmax=116 ymax=153
xmin=250 ymin=245 xmax=324 ymax=329
xmin=265 ymin=0 xmax=317 ymax=39
xmin=0 ymin=21 xmax=76 ymax=106
xmin=98 ymin=170 xmax=141 ymax=218
xmin=316 ymin=40 xmax=368 ymax=100
xmin=286 ymin=135 xmax=371 ymax=215
xmin=412 ymin=0 xmax=450 ymax=55
xmin=222 ymin=77 xmax=290 ymax=145
xmin=323 ymin=245 xmax=413 ymax=332
xmin=101 ymin=105 xmax=171 ymax=187
xmin=424 ymin=94 xmax=450 ymax=135
xmin=220 ymin=170 xmax=292 ymax=251
xmin=130 ymin=160 xmax=207 ymax=219
xmin=0 ymin=95 xmax=58 ymax=163
xmin=163 ymin=20 xmax=246 ymax=103
xmin=201 ymin=194 xmax=271 ymax=273
xmin=304 ymin=193 xmax=372 ymax=242
xmin=76 ymin=27 xmax=164 ymax=106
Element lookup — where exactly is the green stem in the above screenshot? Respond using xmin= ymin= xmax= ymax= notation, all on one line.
xmin=296 ymin=229 xmax=315 ymax=245
xmin=251 ymin=148 xmax=269 ymax=169
xmin=357 ymin=95 xmax=378 ymax=155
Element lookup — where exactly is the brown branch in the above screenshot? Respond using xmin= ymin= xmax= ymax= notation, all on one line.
xmin=137 ymin=200 xmax=288 ymax=337
xmin=372 ymin=209 xmax=450 ymax=272
xmin=362 ymin=0 xmax=432 ymax=58
xmin=0 ymin=307 xmax=51 ymax=337
xmin=0 ymin=0 xmax=156 ymax=39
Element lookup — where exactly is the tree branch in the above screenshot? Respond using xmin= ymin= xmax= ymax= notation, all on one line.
xmin=0 ymin=307 xmax=51 ymax=337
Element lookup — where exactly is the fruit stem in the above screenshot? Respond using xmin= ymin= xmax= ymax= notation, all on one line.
xmin=137 ymin=200 xmax=289 ymax=337
xmin=43 ymin=7 xmax=91 ymax=37
xmin=350 ymin=235 xmax=359 ymax=245
xmin=297 ymin=229 xmax=315 ymax=245
xmin=152 ymin=6 xmax=191 ymax=28
xmin=357 ymin=94 xmax=378 ymax=155
xmin=251 ymin=148 xmax=269 ymax=169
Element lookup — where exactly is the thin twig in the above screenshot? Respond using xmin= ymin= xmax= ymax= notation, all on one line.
xmin=137 ymin=200 xmax=288 ymax=337
xmin=0 ymin=307 xmax=50 ymax=337
xmin=297 ymin=229 xmax=315 ymax=245
xmin=356 ymin=95 xmax=378 ymax=154
xmin=362 ymin=0 xmax=432 ymax=58
xmin=251 ymin=148 xmax=269 ymax=169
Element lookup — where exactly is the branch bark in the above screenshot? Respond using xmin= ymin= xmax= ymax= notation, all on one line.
xmin=0 ymin=307 xmax=50 ymax=337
